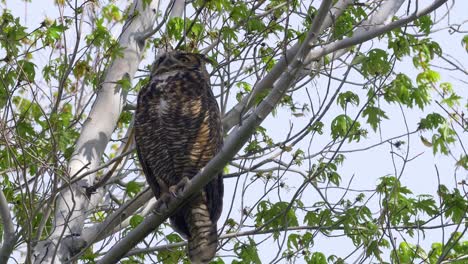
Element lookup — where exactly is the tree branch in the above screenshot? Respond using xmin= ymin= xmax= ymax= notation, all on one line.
xmin=0 ymin=188 xmax=15 ymax=263
xmin=80 ymin=189 xmax=154 ymax=246
xmin=303 ymin=0 xmax=448 ymax=66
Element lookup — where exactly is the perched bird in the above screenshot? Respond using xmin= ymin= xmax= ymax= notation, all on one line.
xmin=134 ymin=51 xmax=223 ymax=263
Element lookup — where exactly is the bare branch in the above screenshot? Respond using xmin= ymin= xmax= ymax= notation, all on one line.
xmin=0 ymin=188 xmax=15 ymax=263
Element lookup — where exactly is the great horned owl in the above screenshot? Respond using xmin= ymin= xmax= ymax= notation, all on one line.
xmin=134 ymin=51 xmax=223 ymax=263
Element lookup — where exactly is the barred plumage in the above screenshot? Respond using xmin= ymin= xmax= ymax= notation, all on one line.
xmin=134 ymin=51 xmax=223 ymax=263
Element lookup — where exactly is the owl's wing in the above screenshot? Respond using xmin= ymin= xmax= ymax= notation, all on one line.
xmin=203 ymin=83 xmax=224 ymax=222
xmin=135 ymin=138 xmax=161 ymax=197
xmin=205 ymin=172 xmax=224 ymax=222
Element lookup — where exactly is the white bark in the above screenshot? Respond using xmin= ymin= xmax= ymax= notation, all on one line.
xmin=32 ymin=0 xmax=160 ymax=262
xmin=0 ymin=188 xmax=15 ymax=264
xmin=170 ymin=0 xmax=185 ymax=19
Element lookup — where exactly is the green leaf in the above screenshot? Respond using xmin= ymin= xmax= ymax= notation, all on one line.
xmin=165 ymin=233 xmax=183 ymax=243
xmin=413 ymin=84 xmax=431 ymax=109
xmin=428 ymin=242 xmax=443 ymax=262
xmin=46 ymin=22 xmax=67 ymax=42
xmin=129 ymin=215 xmax=144 ymax=228
xmin=102 ymin=4 xmax=122 ymax=22
xmin=255 ymin=201 xmax=298 ymax=239
xmin=116 ymin=75 xmax=132 ymax=92
xmin=230 ymin=1 xmax=248 ymax=22
xmin=384 ymin=74 xmax=413 ymax=106
xmin=366 ymin=240 xmax=383 ymax=260
xmin=463 ymin=35 xmax=468 ymax=52
xmin=330 ymin=114 xmax=364 ymax=142
xmin=332 ymin=5 xmax=366 ymax=39
xmin=17 ymin=60 xmax=36 ymax=82
xmin=417 ymin=69 xmax=440 ymax=84
xmin=418 ymin=113 xmax=445 ymax=130
xmin=167 ymin=17 xmax=184 ymax=40
xmin=308 ymin=121 xmax=324 ymax=135
xmin=415 ymin=195 xmax=438 ymax=215
xmin=287 ymin=233 xmax=301 ymax=250
xmin=414 ymin=15 xmax=433 ymax=35
xmin=305 ymin=209 xmax=332 ymax=228
xmin=0 ymin=83 xmax=7 ymax=108
xmin=308 ymin=252 xmax=327 ymax=264
xmin=361 ymin=49 xmax=391 ymax=77
xmin=233 ymin=238 xmax=261 ymax=264
xmin=441 ymin=93 xmax=461 ymax=107
xmin=432 ymin=123 xmax=456 ymax=154
xmin=85 ymin=18 xmax=111 ymax=47
xmin=331 ymin=115 xmax=351 ymax=139
xmin=362 ymin=106 xmax=388 ymax=131
xmin=246 ymin=18 xmax=265 ymax=33
xmin=388 ymin=35 xmax=412 ymax=59
xmin=210 ymin=258 xmax=225 ymax=264
xmin=126 ymin=181 xmax=141 ymax=197
xmin=337 ymin=91 xmax=360 ymax=109
xmin=455 ymin=155 xmax=468 ymax=170
xmin=438 ymin=185 xmax=468 ymax=222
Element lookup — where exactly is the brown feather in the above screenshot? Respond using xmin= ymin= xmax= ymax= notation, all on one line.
xmin=135 ymin=51 xmax=223 ymax=263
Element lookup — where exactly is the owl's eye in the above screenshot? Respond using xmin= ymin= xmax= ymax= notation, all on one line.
xmin=179 ymin=56 xmax=190 ymax=63
xmin=156 ymin=56 xmax=165 ymax=65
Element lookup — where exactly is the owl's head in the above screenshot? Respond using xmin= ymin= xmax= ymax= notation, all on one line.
xmin=152 ymin=51 xmax=210 ymax=75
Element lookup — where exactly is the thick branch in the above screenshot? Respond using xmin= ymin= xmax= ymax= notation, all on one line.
xmin=0 ymin=188 xmax=15 ymax=264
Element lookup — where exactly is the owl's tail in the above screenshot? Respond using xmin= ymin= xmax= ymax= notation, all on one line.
xmin=184 ymin=193 xmax=218 ymax=264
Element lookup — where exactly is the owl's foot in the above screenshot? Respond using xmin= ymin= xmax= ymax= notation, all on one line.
xmin=168 ymin=177 xmax=192 ymax=198
xmin=153 ymin=192 xmax=172 ymax=215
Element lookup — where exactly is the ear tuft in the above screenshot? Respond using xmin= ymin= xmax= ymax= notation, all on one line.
xmin=198 ymin=54 xmax=216 ymax=66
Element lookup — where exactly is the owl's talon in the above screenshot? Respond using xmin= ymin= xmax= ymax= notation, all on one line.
xmin=153 ymin=203 xmax=165 ymax=214
xmin=176 ymin=177 xmax=192 ymax=196
xmin=168 ymin=185 xmax=178 ymax=198
xmin=167 ymin=177 xmax=192 ymax=198
xmin=153 ymin=193 xmax=172 ymax=214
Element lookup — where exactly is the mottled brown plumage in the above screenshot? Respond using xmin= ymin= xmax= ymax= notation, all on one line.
xmin=134 ymin=51 xmax=223 ymax=263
